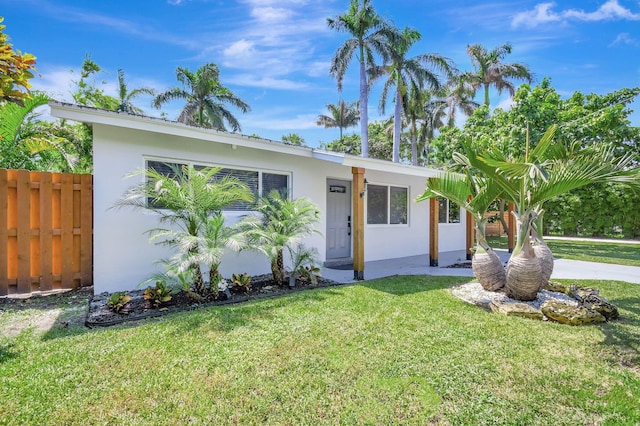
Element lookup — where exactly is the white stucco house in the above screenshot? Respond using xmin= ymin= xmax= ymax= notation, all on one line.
xmin=49 ymin=102 xmax=467 ymax=294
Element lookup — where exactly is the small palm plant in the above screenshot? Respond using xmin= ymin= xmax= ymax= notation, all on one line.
xmin=114 ymin=164 xmax=254 ymax=297
xmin=244 ymin=191 xmax=321 ymax=287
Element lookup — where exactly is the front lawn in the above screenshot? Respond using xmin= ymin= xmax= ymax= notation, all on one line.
xmin=1 ymin=276 xmax=638 ymax=425
xmin=487 ymin=236 xmax=640 ymax=267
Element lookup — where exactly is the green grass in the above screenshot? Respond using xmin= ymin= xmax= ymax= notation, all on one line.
xmin=1 ymin=276 xmax=639 ymax=425
xmin=487 ymin=236 xmax=640 ymax=267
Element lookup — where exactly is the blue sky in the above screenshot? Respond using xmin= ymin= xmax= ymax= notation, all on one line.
xmin=3 ymin=0 xmax=640 ymax=147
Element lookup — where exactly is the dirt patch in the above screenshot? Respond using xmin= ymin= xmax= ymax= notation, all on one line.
xmin=0 ymin=287 xmax=92 ymax=337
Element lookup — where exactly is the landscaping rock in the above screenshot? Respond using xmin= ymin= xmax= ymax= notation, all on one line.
xmin=490 ymin=301 xmax=544 ymax=320
xmin=544 ymin=281 xmax=568 ymax=294
xmin=568 ymin=285 xmax=599 ymax=302
xmin=541 ymin=301 xmax=606 ymax=325
xmin=580 ymin=294 xmax=619 ymax=321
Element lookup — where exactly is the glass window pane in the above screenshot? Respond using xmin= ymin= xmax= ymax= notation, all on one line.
xmin=390 ymin=186 xmax=408 ymax=224
xmin=214 ymin=168 xmax=259 ymax=211
xmin=262 ymin=173 xmax=289 ymax=199
xmin=438 ymin=198 xmax=447 ymax=223
xmin=146 ymin=161 xmax=185 ymax=208
xmin=448 ymin=202 xmax=460 ymax=223
xmin=367 ymin=184 xmax=388 ymax=224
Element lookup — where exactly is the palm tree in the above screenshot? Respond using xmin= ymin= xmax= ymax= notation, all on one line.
xmin=316 ymin=100 xmax=360 ymax=142
xmin=442 ymin=74 xmax=480 ymax=127
xmin=114 ymin=164 xmax=254 ymax=297
xmin=402 ymin=87 xmax=449 ymax=165
xmin=327 ymin=0 xmax=396 ymax=158
xmin=417 ymin=140 xmax=506 ymax=291
xmin=116 ymin=69 xmax=155 ymax=114
xmin=244 ymin=192 xmax=321 ymax=287
xmin=474 ymin=125 xmax=640 ymax=300
xmin=153 ymin=63 xmax=250 ymax=132
xmin=369 ymin=27 xmax=454 ymax=163
xmin=465 ymin=43 xmax=533 ymax=107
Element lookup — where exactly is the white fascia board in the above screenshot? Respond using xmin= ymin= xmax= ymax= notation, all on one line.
xmin=49 ymin=102 xmax=315 ymax=159
xmin=312 ymin=149 xmax=440 ymax=178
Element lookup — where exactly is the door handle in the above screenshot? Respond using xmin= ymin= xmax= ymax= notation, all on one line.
xmin=347 ymin=215 xmax=351 ymax=236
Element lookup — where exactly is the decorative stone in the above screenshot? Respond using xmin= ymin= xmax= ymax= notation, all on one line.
xmin=544 ymin=281 xmax=568 ymax=294
xmin=541 ymin=301 xmax=606 ymax=325
xmin=568 ymin=285 xmax=599 ymax=302
xmin=490 ymin=301 xmax=544 ymax=320
xmin=581 ymin=294 xmax=619 ymax=321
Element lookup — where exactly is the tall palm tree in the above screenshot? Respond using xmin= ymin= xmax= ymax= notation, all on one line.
xmin=442 ymin=74 xmax=480 ymax=127
xmin=370 ymin=27 xmax=454 ymax=163
xmin=327 ymin=0 xmax=396 ymax=158
xmin=153 ymin=63 xmax=250 ymax=132
xmin=316 ymin=100 xmax=360 ymax=142
xmin=465 ymin=43 xmax=533 ymax=107
xmin=116 ymin=69 xmax=155 ymax=114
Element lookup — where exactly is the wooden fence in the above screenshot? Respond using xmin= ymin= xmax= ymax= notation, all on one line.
xmin=485 ymin=211 xmax=509 ymax=236
xmin=0 ymin=169 xmax=93 ymax=295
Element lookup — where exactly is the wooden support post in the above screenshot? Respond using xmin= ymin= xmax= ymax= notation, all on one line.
xmin=429 ymin=196 xmax=439 ymax=267
xmin=352 ymin=167 xmax=365 ymax=280
xmin=507 ymin=202 xmax=516 ymax=253
xmin=0 ymin=169 xmax=8 ymax=296
xmin=466 ymin=210 xmax=475 ymax=261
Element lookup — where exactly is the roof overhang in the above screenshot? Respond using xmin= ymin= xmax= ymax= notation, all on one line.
xmin=49 ymin=101 xmax=441 ymax=178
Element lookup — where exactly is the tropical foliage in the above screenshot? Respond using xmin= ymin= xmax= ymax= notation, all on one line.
xmin=328 ymin=0 xmax=396 ymax=158
xmin=463 ymin=43 xmax=533 ymax=107
xmin=421 ymin=122 xmax=640 ymax=300
xmin=115 ymin=164 xmax=254 ymax=297
xmin=316 ymin=100 xmax=360 ymax=142
xmin=369 ymin=26 xmax=454 ymax=163
xmin=153 ymin=63 xmax=250 ymax=132
xmin=0 ymin=17 xmax=37 ymax=106
xmin=243 ymin=191 xmax=321 ymax=287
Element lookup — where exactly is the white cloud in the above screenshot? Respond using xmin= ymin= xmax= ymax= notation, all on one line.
xmin=512 ymin=0 xmax=640 ymax=28
xmin=226 ymin=74 xmax=309 ymax=90
xmin=609 ymin=32 xmax=639 ymax=46
xmin=250 ymin=7 xmax=294 ymax=22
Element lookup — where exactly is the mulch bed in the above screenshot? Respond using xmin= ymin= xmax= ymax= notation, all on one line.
xmin=85 ymin=274 xmax=343 ymax=328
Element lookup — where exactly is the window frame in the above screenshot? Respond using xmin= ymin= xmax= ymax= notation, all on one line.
xmin=143 ymin=156 xmax=292 ymax=212
xmin=366 ymin=182 xmax=409 ymax=227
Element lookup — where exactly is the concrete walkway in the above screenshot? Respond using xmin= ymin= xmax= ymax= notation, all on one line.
xmin=321 ymin=249 xmax=640 ymax=284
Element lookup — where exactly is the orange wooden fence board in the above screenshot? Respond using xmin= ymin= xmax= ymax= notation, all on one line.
xmin=0 ymin=169 xmax=93 ymax=295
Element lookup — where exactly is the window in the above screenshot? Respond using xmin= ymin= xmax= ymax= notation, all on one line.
xmin=367 ymin=184 xmax=408 ymax=225
xmin=438 ymin=198 xmax=460 ymax=223
xmin=146 ymin=159 xmax=290 ymax=211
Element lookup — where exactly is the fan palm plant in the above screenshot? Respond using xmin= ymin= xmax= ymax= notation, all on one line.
xmin=244 ymin=191 xmax=321 ymax=286
xmin=114 ymin=164 xmax=254 ymax=296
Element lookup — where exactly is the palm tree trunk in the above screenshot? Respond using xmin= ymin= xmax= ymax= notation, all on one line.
xmin=192 ymin=265 xmax=207 ymax=296
xmin=272 ymin=250 xmax=286 ymax=286
xmin=483 ymin=83 xmax=490 ymax=107
xmin=359 ymin=57 xmax=369 ymax=158
xmin=393 ymin=89 xmax=402 ymax=163
xmin=471 ymin=217 xmax=505 ymax=291
xmin=505 ymin=213 xmax=542 ymax=301
xmin=411 ymin=121 xmax=418 ymax=166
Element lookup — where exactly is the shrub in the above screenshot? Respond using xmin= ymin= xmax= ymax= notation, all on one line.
xmin=107 ymin=292 xmax=131 ymax=313
xmin=231 ymin=273 xmax=252 ymax=293
xmin=143 ymin=280 xmax=177 ymax=308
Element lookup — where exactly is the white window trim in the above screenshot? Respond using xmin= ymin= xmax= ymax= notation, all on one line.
xmin=365 ymin=181 xmax=410 ymax=227
xmin=143 ymin=156 xmax=292 ymax=212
